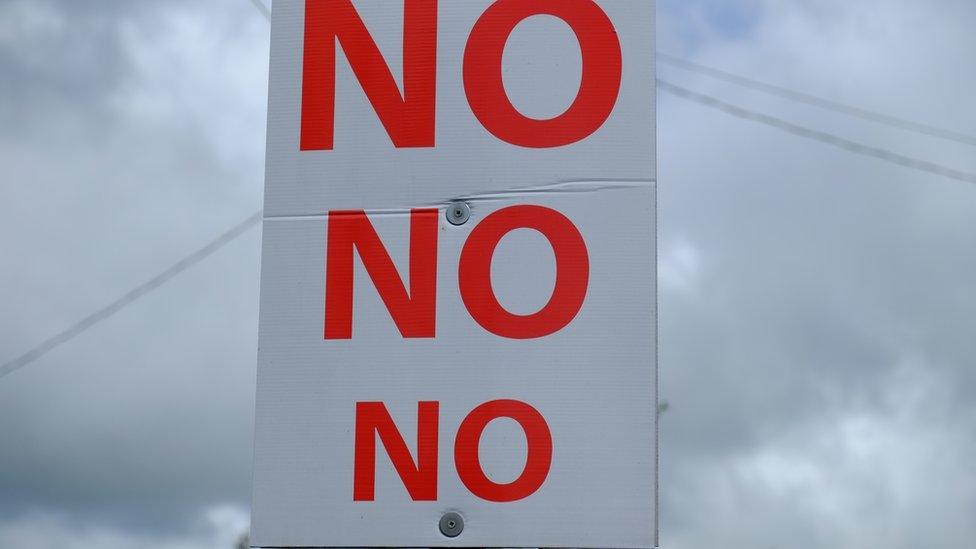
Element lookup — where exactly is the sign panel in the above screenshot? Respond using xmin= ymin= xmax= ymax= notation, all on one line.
xmin=252 ymin=1 xmax=656 ymax=547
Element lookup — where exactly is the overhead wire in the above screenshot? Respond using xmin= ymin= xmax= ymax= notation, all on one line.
xmin=0 ymin=212 xmax=263 ymax=379
xmin=657 ymin=80 xmax=976 ymax=185
xmin=658 ymin=53 xmax=976 ymax=147
xmin=250 ymin=0 xmax=271 ymax=21
xmin=248 ymin=0 xmax=271 ymax=21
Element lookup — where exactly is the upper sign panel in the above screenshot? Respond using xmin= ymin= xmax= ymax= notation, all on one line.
xmin=263 ymin=0 xmax=655 ymax=215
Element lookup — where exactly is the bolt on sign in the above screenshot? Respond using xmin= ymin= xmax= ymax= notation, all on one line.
xmin=251 ymin=0 xmax=656 ymax=547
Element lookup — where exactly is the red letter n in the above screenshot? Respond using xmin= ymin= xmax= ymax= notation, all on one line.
xmin=354 ymin=401 xmax=439 ymax=501
xmin=302 ymin=0 xmax=437 ymax=150
xmin=325 ymin=209 xmax=438 ymax=339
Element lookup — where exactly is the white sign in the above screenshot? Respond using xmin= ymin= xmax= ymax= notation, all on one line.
xmin=252 ymin=1 xmax=656 ymax=547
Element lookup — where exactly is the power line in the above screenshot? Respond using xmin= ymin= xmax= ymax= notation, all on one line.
xmin=249 ymin=0 xmax=271 ymax=21
xmin=658 ymin=79 xmax=976 ymax=185
xmin=0 ymin=211 xmax=263 ymax=380
xmin=658 ymin=53 xmax=976 ymax=147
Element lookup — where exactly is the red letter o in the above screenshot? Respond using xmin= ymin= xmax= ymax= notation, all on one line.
xmin=454 ymin=399 xmax=553 ymax=502
xmin=459 ymin=205 xmax=589 ymax=339
xmin=463 ymin=0 xmax=623 ymax=148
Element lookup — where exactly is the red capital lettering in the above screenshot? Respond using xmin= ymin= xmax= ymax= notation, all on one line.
xmin=454 ymin=399 xmax=552 ymax=502
xmin=301 ymin=0 xmax=437 ymax=150
xmin=354 ymin=401 xmax=439 ymax=501
xmin=459 ymin=205 xmax=588 ymax=339
xmin=463 ymin=0 xmax=622 ymax=148
xmin=325 ymin=209 xmax=438 ymax=339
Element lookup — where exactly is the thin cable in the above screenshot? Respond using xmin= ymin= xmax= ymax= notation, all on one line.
xmin=658 ymin=53 xmax=976 ymax=147
xmin=0 ymin=211 xmax=263 ymax=380
xmin=248 ymin=0 xmax=271 ymax=21
xmin=658 ymin=79 xmax=976 ymax=185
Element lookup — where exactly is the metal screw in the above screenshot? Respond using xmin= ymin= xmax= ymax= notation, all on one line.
xmin=439 ymin=512 xmax=464 ymax=538
xmin=447 ymin=202 xmax=471 ymax=226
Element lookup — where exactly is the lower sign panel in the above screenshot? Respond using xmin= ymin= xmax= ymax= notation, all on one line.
xmin=251 ymin=182 xmax=657 ymax=547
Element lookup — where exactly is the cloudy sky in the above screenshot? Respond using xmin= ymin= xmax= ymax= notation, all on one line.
xmin=1 ymin=0 xmax=975 ymax=547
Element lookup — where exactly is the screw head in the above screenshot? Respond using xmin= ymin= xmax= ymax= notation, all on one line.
xmin=439 ymin=512 xmax=464 ymax=538
xmin=447 ymin=202 xmax=471 ymax=226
